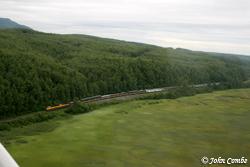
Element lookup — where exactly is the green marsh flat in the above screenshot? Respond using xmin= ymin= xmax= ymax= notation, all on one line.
xmin=6 ymin=89 xmax=250 ymax=167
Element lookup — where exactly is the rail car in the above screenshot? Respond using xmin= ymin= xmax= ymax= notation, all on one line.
xmin=128 ymin=90 xmax=145 ymax=95
xmin=145 ymin=88 xmax=164 ymax=93
xmin=81 ymin=95 xmax=102 ymax=102
xmin=46 ymin=103 xmax=71 ymax=111
xmin=101 ymin=95 xmax=111 ymax=98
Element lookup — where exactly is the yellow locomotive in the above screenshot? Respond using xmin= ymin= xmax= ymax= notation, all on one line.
xmin=46 ymin=103 xmax=71 ymax=111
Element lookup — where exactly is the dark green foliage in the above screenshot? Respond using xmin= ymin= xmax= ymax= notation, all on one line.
xmin=0 ymin=29 xmax=249 ymax=118
xmin=65 ymin=102 xmax=92 ymax=115
xmin=243 ymin=80 xmax=250 ymax=88
xmin=0 ymin=123 xmax=11 ymax=131
xmin=0 ymin=111 xmax=68 ymax=131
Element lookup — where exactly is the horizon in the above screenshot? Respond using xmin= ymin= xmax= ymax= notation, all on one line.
xmin=0 ymin=0 xmax=249 ymax=55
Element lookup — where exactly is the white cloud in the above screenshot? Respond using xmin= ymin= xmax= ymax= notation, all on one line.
xmin=0 ymin=0 xmax=249 ymax=55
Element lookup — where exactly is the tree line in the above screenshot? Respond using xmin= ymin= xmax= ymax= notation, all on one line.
xmin=0 ymin=29 xmax=249 ymax=118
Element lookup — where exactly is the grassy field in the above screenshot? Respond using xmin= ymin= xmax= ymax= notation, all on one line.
xmin=3 ymin=89 xmax=250 ymax=167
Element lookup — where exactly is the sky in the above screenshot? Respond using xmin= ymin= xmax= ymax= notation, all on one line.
xmin=0 ymin=0 xmax=250 ymax=55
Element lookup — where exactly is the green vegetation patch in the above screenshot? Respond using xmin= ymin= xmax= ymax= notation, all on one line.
xmin=2 ymin=88 xmax=250 ymax=167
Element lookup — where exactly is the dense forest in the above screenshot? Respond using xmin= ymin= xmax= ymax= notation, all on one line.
xmin=0 ymin=29 xmax=250 ymax=118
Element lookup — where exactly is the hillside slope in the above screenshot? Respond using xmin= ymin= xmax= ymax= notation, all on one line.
xmin=0 ymin=18 xmax=31 ymax=29
xmin=0 ymin=29 xmax=250 ymax=118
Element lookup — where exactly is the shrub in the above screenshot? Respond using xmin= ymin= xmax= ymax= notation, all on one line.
xmin=65 ymin=102 xmax=92 ymax=115
xmin=0 ymin=123 xmax=11 ymax=131
xmin=0 ymin=111 xmax=65 ymax=131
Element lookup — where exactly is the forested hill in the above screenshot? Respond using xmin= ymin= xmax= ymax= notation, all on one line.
xmin=0 ymin=18 xmax=31 ymax=29
xmin=0 ymin=29 xmax=250 ymax=118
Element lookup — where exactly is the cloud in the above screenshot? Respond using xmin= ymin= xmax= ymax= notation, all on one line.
xmin=0 ymin=0 xmax=249 ymax=55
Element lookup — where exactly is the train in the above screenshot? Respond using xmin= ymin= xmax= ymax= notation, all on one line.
xmin=46 ymin=89 xmax=151 ymax=111
xmin=46 ymin=83 xmax=218 ymax=112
